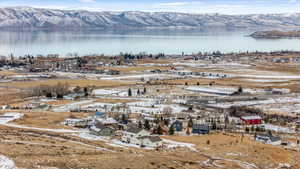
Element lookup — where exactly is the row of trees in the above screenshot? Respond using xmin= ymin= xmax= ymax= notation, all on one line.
xmin=31 ymin=82 xmax=70 ymax=98
xmin=128 ymin=87 xmax=147 ymax=96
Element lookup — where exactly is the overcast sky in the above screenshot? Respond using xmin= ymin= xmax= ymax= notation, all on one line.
xmin=0 ymin=0 xmax=299 ymax=14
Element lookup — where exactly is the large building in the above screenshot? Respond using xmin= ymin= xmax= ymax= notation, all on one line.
xmin=240 ymin=116 xmax=263 ymax=125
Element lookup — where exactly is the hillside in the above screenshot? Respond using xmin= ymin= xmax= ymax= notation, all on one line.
xmin=250 ymin=30 xmax=300 ymax=38
xmin=0 ymin=7 xmax=300 ymax=30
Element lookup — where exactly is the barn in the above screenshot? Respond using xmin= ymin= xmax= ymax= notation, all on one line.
xmin=240 ymin=115 xmax=262 ymax=125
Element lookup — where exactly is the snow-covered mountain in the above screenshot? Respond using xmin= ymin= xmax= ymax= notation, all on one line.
xmin=0 ymin=7 xmax=300 ymax=30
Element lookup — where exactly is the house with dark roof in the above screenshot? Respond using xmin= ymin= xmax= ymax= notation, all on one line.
xmin=255 ymin=132 xmax=281 ymax=145
xmin=192 ymin=124 xmax=210 ymax=134
xmin=138 ymin=136 xmax=163 ymax=148
xmin=90 ymin=123 xmax=116 ymax=136
xmin=121 ymin=127 xmax=150 ymax=145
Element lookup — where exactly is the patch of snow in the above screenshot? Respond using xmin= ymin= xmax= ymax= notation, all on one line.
xmin=162 ymin=138 xmax=198 ymax=152
xmin=0 ymin=155 xmax=19 ymax=169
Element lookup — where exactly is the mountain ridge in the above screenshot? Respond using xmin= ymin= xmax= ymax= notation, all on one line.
xmin=0 ymin=7 xmax=300 ymax=30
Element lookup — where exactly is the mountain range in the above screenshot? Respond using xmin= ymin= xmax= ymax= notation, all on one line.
xmin=0 ymin=7 xmax=300 ymax=30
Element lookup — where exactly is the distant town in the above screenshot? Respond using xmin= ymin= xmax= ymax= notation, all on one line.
xmin=0 ymin=50 xmax=299 ymax=168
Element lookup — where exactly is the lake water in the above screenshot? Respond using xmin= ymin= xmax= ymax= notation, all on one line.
xmin=1 ymin=30 xmax=300 ymax=56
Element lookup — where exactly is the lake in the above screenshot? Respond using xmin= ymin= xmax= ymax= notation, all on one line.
xmin=1 ymin=30 xmax=300 ymax=56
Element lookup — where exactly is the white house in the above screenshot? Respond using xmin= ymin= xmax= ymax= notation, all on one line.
xmin=255 ymin=133 xmax=281 ymax=146
xmin=138 ymin=136 xmax=163 ymax=148
xmin=121 ymin=127 xmax=150 ymax=145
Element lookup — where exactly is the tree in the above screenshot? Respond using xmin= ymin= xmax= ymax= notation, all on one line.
xmin=128 ymin=88 xmax=132 ymax=97
xmin=224 ymin=115 xmax=229 ymax=130
xmin=251 ymin=125 xmax=255 ymax=132
xmin=197 ymin=82 xmax=200 ymax=86
xmin=73 ymin=86 xmax=81 ymax=93
xmin=186 ymin=127 xmax=190 ymax=135
xmin=46 ymin=92 xmax=52 ymax=98
xmin=238 ymin=86 xmax=243 ymax=93
xmin=169 ymin=125 xmax=175 ymax=135
xmin=206 ymin=140 xmax=210 ymax=145
xmin=83 ymin=87 xmax=89 ymax=96
xmin=212 ymin=121 xmax=217 ymax=130
xmin=188 ymin=118 xmax=193 ymax=128
xmin=121 ymin=114 xmax=128 ymax=124
xmin=245 ymin=127 xmax=249 ymax=133
xmin=143 ymin=87 xmax=147 ymax=94
xmin=185 ymin=82 xmax=188 ymax=86
xmin=164 ymin=119 xmax=169 ymax=126
xmin=157 ymin=125 xmax=163 ymax=135
xmin=137 ymin=89 xmax=140 ymax=95
xmin=138 ymin=121 xmax=143 ymax=128
xmin=144 ymin=119 xmax=151 ymax=130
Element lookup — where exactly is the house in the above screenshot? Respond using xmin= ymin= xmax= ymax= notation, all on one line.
xmin=95 ymin=111 xmax=106 ymax=118
xmin=90 ymin=123 xmax=115 ymax=136
xmin=63 ymin=118 xmax=92 ymax=128
xmin=192 ymin=124 xmax=210 ymax=134
xmin=255 ymin=133 xmax=281 ymax=145
xmin=138 ymin=136 xmax=163 ymax=148
xmin=121 ymin=127 xmax=150 ymax=145
xmin=172 ymin=120 xmax=183 ymax=131
xmin=240 ymin=116 xmax=263 ymax=125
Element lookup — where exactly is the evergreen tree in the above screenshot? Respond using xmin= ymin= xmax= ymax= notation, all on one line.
xmin=143 ymin=87 xmax=147 ymax=94
xmin=212 ymin=121 xmax=217 ymax=130
xmin=238 ymin=86 xmax=243 ymax=93
xmin=245 ymin=127 xmax=249 ymax=133
xmin=144 ymin=119 xmax=151 ymax=130
xmin=121 ymin=114 xmax=128 ymax=124
xmin=46 ymin=92 xmax=52 ymax=98
xmin=128 ymin=88 xmax=132 ymax=97
xmin=84 ymin=87 xmax=89 ymax=96
xmin=169 ymin=125 xmax=175 ymax=135
xmin=137 ymin=89 xmax=140 ymax=95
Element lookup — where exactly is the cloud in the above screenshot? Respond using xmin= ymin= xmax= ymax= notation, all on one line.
xmin=289 ymin=0 xmax=297 ymax=3
xmin=79 ymin=0 xmax=96 ymax=3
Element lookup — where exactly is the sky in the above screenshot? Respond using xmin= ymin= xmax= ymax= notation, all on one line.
xmin=0 ymin=0 xmax=299 ymax=14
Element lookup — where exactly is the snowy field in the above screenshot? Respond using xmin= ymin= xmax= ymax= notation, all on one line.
xmin=92 ymin=89 xmax=127 ymax=96
xmin=209 ymin=96 xmax=300 ymax=109
xmin=0 ymin=112 xmax=81 ymax=133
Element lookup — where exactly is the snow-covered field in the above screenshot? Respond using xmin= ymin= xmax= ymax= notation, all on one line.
xmin=53 ymin=100 xmax=94 ymax=112
xmin=0 ymin=112 xmax=81 ymax=133
xmin=162 ymin=139 xmax=198 ymax=152
xmin=186 ymin=86 xmax=235 ymax=95
xmin=238 ymin=74 xmax=300 ymax=79
xmin=92 ymin=89 xmax=127 ymax=96
xmin=210 ymin=96 xmax=300 ymax=109
xmin=0 ymin=113 xmax=24 ymax=124
xmin=243 ymin=79 xmax=289 ymax=83
xmin=101 ymin=74 xmax=179 ymax=81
